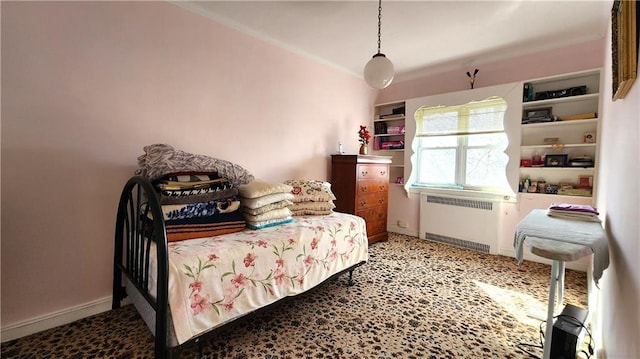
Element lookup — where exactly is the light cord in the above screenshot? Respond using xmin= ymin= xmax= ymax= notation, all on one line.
xmin=376 ymin=0 xmax=382 ymax=54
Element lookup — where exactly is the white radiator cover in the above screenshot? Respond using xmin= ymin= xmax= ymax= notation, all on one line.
xmin=419 ymin=193 xmax=500 ymax=254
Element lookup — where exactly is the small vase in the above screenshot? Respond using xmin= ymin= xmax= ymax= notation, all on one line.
xmin=359 ymin=144 xmax=368 ymax=155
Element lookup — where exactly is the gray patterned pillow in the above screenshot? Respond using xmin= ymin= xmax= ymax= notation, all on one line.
xmin=135 ymin=144 xmax=254 ymax=187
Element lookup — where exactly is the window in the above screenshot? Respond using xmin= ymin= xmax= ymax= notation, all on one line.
xmin=414 ymin=97 xmax=510 ymax=193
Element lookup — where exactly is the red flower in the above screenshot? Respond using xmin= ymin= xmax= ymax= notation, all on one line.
xmin=303 ymin=255 xmax=315 ymax=267
xmin=190 ymin=293 xmax=208 ymax=315
xmin=243 ymin=253 xmax=256 ymax=267
xmin=358 ymin=125 xmax=371 ymax=145
xmin=231 ymin=273 xmax=248 ymax=288
xmin=189 ymin=280 xmax=203 ymax=294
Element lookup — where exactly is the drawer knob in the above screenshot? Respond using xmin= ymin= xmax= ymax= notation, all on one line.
xmin=360 ymin=185 xmax=368 ymax=192
xmin=360 ymin=201 xmax=367 ymax=206
xmin=380 ymin=170 xmax=386 ymax=176
xmin=361 ymin=170 xmax=368 ymax=176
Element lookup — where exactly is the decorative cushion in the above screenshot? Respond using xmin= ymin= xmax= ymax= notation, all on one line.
xmin=289 ymin=201 xmax=335 ymax=212
xmin=291 ymin=209 xmax=333 ymax=216
xmin=284 ymin=180 xmax=337 ymax=203
xmin=246 ymin=217 xmax=294 ymax=230
xmin=242 ymin=207 xmax=292 ymax=223
xmin=238 ymin=179 xmax=293 ymax=199
xmin=240 ymin=192 xmax=295 ymax=209
xmin=242 ymin=199 xmax=293 ymax=216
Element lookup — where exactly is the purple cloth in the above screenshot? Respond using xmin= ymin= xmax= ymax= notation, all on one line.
xmin=549 ymin=203 xmax=599 ymax=215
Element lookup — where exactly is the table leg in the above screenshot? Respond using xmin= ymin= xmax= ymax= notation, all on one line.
xmin=543 ymin=260 xmax=560 ymax=359
xmin=557 ymin=261 xmax=565 ymax=313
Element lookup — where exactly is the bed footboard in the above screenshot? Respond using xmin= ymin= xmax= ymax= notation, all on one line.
xmin=112 ymin=176 xmax=171 ymax=359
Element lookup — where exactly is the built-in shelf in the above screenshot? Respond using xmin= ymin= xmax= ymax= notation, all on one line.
xmin=522 ymin=93 xmax=599 ymax=108
xmin=521 ymin=143 xmax=597 ymax=150
xmin=519 ymin=68 xmax=600 ymax=200
xmin=520 ymin=167 xmax=595 ymax=171
xmin=522 ymin=118 xmax=597 ymax=129
xmin=373 ymin=101 xmax=406 ymax=185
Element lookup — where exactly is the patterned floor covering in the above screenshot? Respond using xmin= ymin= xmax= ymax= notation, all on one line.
xmin=1 ymin=233 xmax=587 ymax=359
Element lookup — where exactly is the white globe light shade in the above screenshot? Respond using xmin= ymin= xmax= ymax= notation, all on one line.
xmin=364 ymin=54 xmax=394 ymax=89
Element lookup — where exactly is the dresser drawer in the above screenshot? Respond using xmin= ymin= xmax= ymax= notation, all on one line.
xmin=367 ymin=220 xmax=387 ymax=237
xmin=357 ymin=164 xmax=390 ymax=181
xmin=355 ymin=192 xmax=387 ymax=211
xmin=357 ymin=208 xmax=387 ymax=238
xmin=356 ymin=206 xmax=388 ymax=224
xmin=356 ymin=179 xmax=389 ymax=195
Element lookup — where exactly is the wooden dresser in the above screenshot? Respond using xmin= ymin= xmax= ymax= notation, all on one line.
xmin=330 ymin=154 xmax=392 ymax=245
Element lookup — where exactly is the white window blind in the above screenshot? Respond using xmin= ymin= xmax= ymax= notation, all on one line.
xmin=414 ymin=97 xmax=510 ymax=192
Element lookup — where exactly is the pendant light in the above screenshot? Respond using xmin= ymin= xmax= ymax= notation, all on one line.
xmin=364 ymin=0 xmax=394 ymax=89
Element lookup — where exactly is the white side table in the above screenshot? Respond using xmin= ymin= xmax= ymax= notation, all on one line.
xmin=514 ymin=209 xmax=608 ymax=359
xmin=524 ymin=237 xmax=592 ymax=359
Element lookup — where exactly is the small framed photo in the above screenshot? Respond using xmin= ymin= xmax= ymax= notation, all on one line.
xmin=545 ymin=154 xmax=568 ymax=167
xmin=583 ymin=132 xmax=596 ymax=143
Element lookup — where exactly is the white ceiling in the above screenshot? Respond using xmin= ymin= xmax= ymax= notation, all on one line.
xmin=172 ymin=0 xmax=612 ymax=84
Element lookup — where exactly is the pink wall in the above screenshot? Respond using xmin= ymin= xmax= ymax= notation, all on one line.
xmin=4 ymin=3 xmax=637 ymax=354
xmin=378 ymin=38 xmax=605 ymax=104
xmin=1 ymin=1 xmax=375 ymax=327
xmin=593 ymin=17 xmax=640 ymax=356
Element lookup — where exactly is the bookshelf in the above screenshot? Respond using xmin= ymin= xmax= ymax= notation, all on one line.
xmin=373 ymin=101 xmax=406 ymax=185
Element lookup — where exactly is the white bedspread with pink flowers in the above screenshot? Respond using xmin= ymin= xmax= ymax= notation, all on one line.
xmin=156 ymin=212 xmax=368 ymax=344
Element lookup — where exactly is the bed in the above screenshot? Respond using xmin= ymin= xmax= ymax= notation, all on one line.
xmin=111 ymin=175 xmax=369 ymax=359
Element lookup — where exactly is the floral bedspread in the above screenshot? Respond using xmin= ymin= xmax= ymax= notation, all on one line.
xmin=158 ymin=212 xmax=368 ymax=344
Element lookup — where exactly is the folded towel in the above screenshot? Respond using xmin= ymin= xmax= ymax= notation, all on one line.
xmin=547 ymin=209 xmax=601 ymax=223
xmin=548 ymin=203 xmax=599 ymax=215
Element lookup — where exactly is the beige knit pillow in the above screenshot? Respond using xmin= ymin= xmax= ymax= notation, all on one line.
xmin=238 ymin=179 xmax=293 ymax=199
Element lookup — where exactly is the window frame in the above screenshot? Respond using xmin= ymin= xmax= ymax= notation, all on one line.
xmin=403 ymin=83 xmax=523 ymax=201
xmin=415 ymin=101 xmax=508 ymax=190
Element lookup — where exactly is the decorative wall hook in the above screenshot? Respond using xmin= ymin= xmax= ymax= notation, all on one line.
xmin=466 ymin=68 xmax=479 ymax=89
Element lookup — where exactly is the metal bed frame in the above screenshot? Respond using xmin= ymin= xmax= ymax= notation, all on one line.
xmin=112 ymin=176 xmax=364 ymax=358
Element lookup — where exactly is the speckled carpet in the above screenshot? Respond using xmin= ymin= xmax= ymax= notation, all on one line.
xmin=1 ymin=233 xmax=587 ymax=359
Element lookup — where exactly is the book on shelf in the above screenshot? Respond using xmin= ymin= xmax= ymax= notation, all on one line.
xmin=378 ymin=113 xmax=404 ymax=120
xmin=560 ymin=112 xmax=597 ymax=121
xmin=374 ymin=122 xmax=387 ymax=135
xmin=375 ymin=136 xmax=404 ymax=150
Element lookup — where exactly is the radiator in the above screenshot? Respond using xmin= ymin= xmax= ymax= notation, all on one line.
xmin=419 ymin=193 xmax=499 ymax=254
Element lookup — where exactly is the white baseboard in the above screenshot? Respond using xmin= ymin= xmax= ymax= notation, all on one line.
xmin=387 ymin=226 xmax=419 ymax=237
xmin=1 ymin=296 xmax=114 ymax=343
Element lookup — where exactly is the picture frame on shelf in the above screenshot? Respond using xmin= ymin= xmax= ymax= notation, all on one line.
xmin=583 ymin=132 xmax=596 ymax=143
xmin=545 ymin=154 xmax=568 ymax=167
xmin=611 ymin=0 xmax=637 ymax=101
xmin=523 ymin=107 xmax=552 ymax=118
xmin=522 ymin=107 xmax=554 ymax=124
